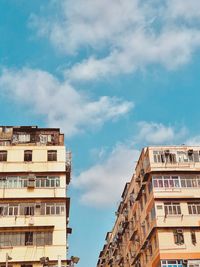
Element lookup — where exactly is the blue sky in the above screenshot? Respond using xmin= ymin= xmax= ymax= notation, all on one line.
xmin=1 ymin=1 xmax=200 ymax=266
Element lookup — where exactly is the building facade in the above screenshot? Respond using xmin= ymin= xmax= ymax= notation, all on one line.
xmin=0 ymin=126 xmax=72 ymax=267
xmin=97 ymin=146 xmax=200 ymax=267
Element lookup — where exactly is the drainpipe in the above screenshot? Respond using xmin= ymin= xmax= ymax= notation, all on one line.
xmin=58 ymin=255 xmax=61 ymax=267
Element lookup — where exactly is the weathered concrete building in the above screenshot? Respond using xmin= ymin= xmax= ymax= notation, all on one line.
xmin=97 ymin=146 xmax=200 ymax=267
xmin=0 ymin=126 xmax=72 ymax=267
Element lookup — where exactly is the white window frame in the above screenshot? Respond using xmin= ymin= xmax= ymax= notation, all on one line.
xmin=188 ymin=202 xmax=200 ymax=215
xmin=164 ymin=202 xmax=181 ymax=216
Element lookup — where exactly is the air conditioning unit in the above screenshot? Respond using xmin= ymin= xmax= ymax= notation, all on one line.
xmin=29 ymin=217 xmax=34 ymax=225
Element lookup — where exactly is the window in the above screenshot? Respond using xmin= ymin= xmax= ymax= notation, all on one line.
xmin=47 ymin=150 xmax=57 ymax=161
xmin=45 ymin=203 xmax=65 ymax=215
xmin=25 ymin=232 xmax=33 ymax=245
xmin=153 ymin=151 xmax=165 ymax=163
xmin=150 ymin=205 xmax=156 ymax=220
xmin=148 ymin=244 xmax=152 ymax=256
xmin=141 ymin=222 xmax=146 ymax=237
xmin=0 ymin=176 xmax=60 ymax=189
xmin=188 ymin=203 xmax=200 ymax=215
xmin=0 ymin=151 xmax=7 ymax=162
xmin=164 ymin=202 xmax=181 ymax=216
xmin=8 ymin=205 xmax=19 ymax=216
xmin=24 ymin=150 xmax=32 ymax=162
xmin=0 ymin=205 xmax=8 ymax=216
xmin=0 ymin=231 xmax=52 ymax=247
xmin=36 ymin=231 xmax=52 ymax=246
xmin=18 ymin=134 xmax=30 ymax=143
xmin=177 ymin=151 xmax=188 ymax=162
xmin=40 ymin=134 xmax=52 ymax=144
xmin=143 ymin=191 xmax=147 ymax=204
xmin=174 ymin=229 xmax=184 ymax=245
xmin=153 ymin=235 xmax=157 ymax=249
xmin=180 ymin=176 xmax=200 ymax=188
xmin=153 ymin=151 xmax=177 ymax=164
xmin=153 ymin=176 xmax=180 ymax=189
xmin=24 ymin=206 xmax=34 ymax=216
xmin=191 ymin=231 xmax=197 ymax=245
xmin=161 ymin=260 xmax=183 ymax=267
xmin=193 ymin=151 xmax=200 ymax=162
xmin=148 ymin=181 xmax=152 ymax=194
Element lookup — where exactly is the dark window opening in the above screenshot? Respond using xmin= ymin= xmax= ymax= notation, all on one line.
xmin=24 ymin=150 xmax=32 ymax=162
xmin=24 ymin=206 xmax=34 ymax=216
xmin=25 ymin=232 xmax=33 ymax=246
xmin=0 ymin=151 xmax=7 ymax=162
xmin=191 ymin=230 xmax=197 ymax=245
xmin=174 ymin=229 xmax=184 ymax=245
xmin=47 ymin=150 xmax=57 ymax=161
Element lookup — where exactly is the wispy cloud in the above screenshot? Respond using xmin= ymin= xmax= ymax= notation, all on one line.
xmin=185 ymin=135 xmax=200 ymax=146
xmin=0 ymin=68 xmax=133 ymax=137
xmin=30 ymin=0 xmax=200 ymax=80
xmin=136 ymin=121 xmax=187 ymax=145
xmin=73 ymin=121 xmax=188 ymax=207
xmin=73 ymin=144 xmax=140 ymax=207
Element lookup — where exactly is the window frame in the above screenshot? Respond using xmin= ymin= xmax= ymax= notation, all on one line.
xmin=0 ymin=150 xmax=7 ymax=162
xmin=164 ymin=202 xmax=181 ymax=216
xmin=47 ymin=150 xmax=57 ymax=161
xmin=188 ymin=202 xmax=200 ymax=215
xmin=24 ymin=150 xmax=32 ymax=162
xmin=173 ymin=229 xmax=184 ymax=245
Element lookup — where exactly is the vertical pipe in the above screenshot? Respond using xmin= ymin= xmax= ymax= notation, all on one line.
xmin=58 ymin=255 xmax=61 ymax=267
xmin=6 ymin=253 xmax=8 ymax=267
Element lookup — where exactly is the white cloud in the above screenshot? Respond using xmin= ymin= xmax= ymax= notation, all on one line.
xmin=73 ymin=144 xmax=140 ymax=207
xmin=31 ymin=0 xmax=200 ymax=80
xmin=136 ymin=121 xmax=187 ymax=144
xmin=73 ymin=121 xmax=188 ymax=208
xmin=0 ymin=68 xmax=133 ymax=137
xmin=166 ymin=0 xmax=200 ymax=20
xmin=185 ymin=135 xmax=200 ymax=146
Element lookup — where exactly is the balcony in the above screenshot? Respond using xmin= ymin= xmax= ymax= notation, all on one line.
xmin=156 ymin=214 xmax=200 ymax=228
xmin=0 ymin=214 xmax=67 ymax=228
xmin=135 ymin=147 xmax=200 ymax=184
xmin=0 ymin=187 xmax=66 ymax=199
xmin=0 ymin=245 xmax=67 ymax=263
xmin=0 ymin=160 xmax=66 ymax=173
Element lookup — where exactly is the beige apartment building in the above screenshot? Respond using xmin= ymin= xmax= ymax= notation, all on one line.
xmin=97 ymin=146 xmax=200 ymax=267
xmin=0 ymin=126 xmax=72 ymax=267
